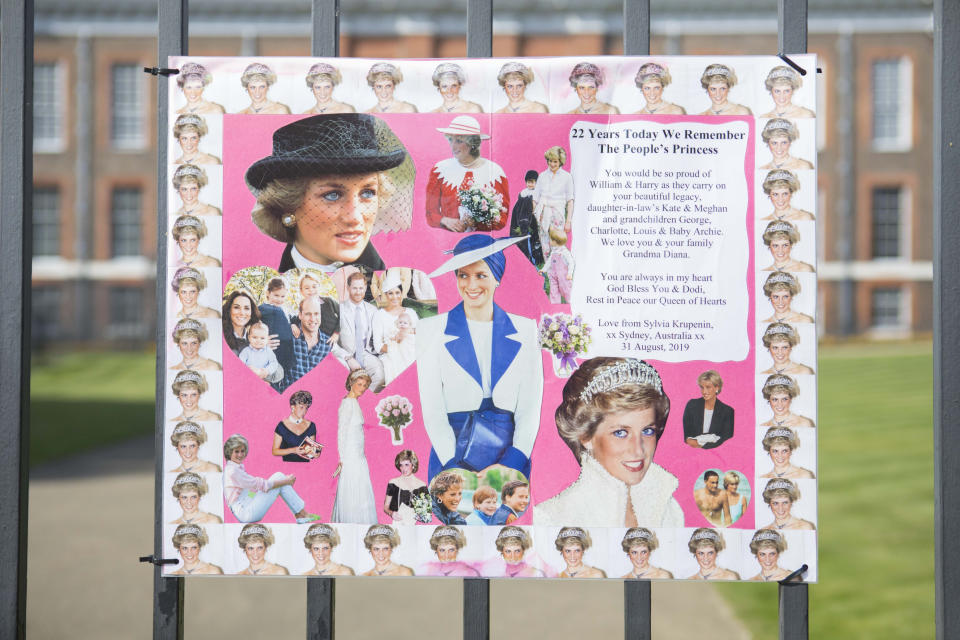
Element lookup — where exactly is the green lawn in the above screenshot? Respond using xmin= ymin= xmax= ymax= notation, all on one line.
xmin=29 ymin=350 xmax=157 ymax=466
xmin=717 ymin=340 xmax=934 ymax=638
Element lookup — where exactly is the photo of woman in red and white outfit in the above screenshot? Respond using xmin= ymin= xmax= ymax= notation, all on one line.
xmin=424 ymin=116 xmax=509 ymax=233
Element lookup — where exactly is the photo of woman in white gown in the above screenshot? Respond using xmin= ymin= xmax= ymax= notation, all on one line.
xmin=331 ymin=369 xmax=378 ymax=524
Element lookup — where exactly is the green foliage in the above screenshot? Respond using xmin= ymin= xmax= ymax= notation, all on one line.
xmin=30 ymin=351 xmax=156 ymax=466
xmin=717 ymin=341 xmax=934 ymax=638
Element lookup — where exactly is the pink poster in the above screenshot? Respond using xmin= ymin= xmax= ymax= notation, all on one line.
xmin=162 ymin=55 xmax=818 ymax=582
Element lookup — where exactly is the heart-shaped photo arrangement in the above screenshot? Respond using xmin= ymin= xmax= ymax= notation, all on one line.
xmin=222 ymin=265 xmax=437 ymax=394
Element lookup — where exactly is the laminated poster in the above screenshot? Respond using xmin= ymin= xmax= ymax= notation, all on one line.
xmin=161 ymin=55 xmax=818 ymax=581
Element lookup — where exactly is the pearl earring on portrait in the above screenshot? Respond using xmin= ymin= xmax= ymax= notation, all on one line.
xmin=282 ymin=214 xmax=297 ymax=227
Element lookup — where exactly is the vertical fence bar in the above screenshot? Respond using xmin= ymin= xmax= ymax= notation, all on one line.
xmin=312 ymin=0 xmax=340 ymax=57
xmin=464 ymin=5 xmax=492 ymax=637
xmin=463 ymin=578 xmax=489 ymax=640
xmin=307 ymin=578 xmax=336 ymax=640
xmin=307 ymin=2 xmax=340 ymax=636
xmin=777 ymin=1 xmax=809 ymax=634
xmin=934 ymin=1 xmax=960 ymax=638
xmin=623 ymin=0 xmax=650 ymax=57
xmin=0 ymin=0 xmax=33 ymax=637
xmin=467 ymin=0 xmax=493 ymax=58
xmin=622 ymin=2 xmax=652 ymax=638
xmin=154 ymin=2 xmax=189 ymax=639
xmin=624 ymin=581 xmax=652 ymax=640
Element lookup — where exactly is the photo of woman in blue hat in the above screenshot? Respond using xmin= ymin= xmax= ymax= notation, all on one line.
xmin=245 ymin=113 xmax=415 ymax=274
xmin=415 ymin=234 xmax=543 ymax=480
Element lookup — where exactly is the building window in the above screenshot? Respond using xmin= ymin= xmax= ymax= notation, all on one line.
xmin=34 ymin=62 xmax=64 ymax=152
xmin=871 ymin=58 xmax=912 ymax=151
xmin=108 ymin=286 xmax=146 ymax=339
xmin=111 ymin=64 xmax=145 ymax=149
xmin=33 ymin=186 xmax=61 ymax=257
xmin=111 ymin=187 xmax=142 ymax=257
xmin=31 ymin=286 xmax=62 ymax=344
xmin=871 ymin=287 xmax=903 ymax=329
xmin=871 ymin=187 xmax=903 ymax=259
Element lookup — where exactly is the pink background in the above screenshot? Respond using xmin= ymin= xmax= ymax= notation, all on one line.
xmin=220 ymin=112 xmax=756 ymax=527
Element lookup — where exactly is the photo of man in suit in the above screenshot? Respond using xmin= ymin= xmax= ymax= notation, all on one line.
xmin=331 ymin=271 xmax=385 ymax=392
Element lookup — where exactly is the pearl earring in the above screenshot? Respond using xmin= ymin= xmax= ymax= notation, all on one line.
xmin=282 ymin=214 xmax=296 ymax=227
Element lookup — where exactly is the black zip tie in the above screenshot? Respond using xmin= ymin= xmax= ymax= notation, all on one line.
xmin=139 ymin=554 xmax=179 ymax=566
xmin=776 ymin=54 xmax=807 ymax=76
xmin=778 ymin=563 xmax=808 ymax=585
xmin=144 ymin=67 xmax=180 ymax=77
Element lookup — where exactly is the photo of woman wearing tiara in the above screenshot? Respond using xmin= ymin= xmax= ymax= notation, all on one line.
xmin=301 ymin=523 xmax=355 ymax=576
xmin=237 ymin=62 xmax=290 ymax=115
xmin=621 ymin=527 xmax=673 ymax=579
xmin=172 ymin=216 xmax=221 ymax=269
xmin=302 ymin=62 xmax=356 ymax=115
xmin=365 ymin=63 xmax=417 ymax=114
xmin=170 ymin=472 xmax=222 ymax=525
xmin=534 ymin=357 xmax=682 ymax=527
xmin=236 ymin=524 xmax=289 ymax=575
xmin=554 ymin=527 xmax=606 ymax=578
xmin=245 ymin=113 xmax=414 ymax=274
xmin=169 ymin=370 xmax=221 ymax=423
xmin=761 ymin=66 xmax=815 ymax=119
xmin=489 ymin=526 xmax=544 ymax=577
xmin=170 ymin=524 xmax=222 ymax=575
xmin=430 ymin=63 xmax=483 ymax=114
xmin=494 ymin=62 xmax=549 ymax=114
xmin=361 ymin=525 xmax=414 ymax=576
xmin=759 ymin=119 xmax=814 ymax=170
xmin=687 ymin=528 xmax=740 ymax=580
xmin=170 ymin=319 xmax=221 ymax=372
xmin=175 ymin=62 xmax=225 ymax=115
xmin=425 ymin=116 xmax=509 ymax=233
xmin=172 ymin=114 xmax=221 ymax=165
xmin=761 ymin=374 xmax=816 ymax=429
xmin=760 ymin=478 xmax=815 ymax=530
xmin=749 ymin=530 xmax=793 ymax=581
xmin=762 ymin=271 xmax=814 ymax=324
xmin=760 ymin=170 xmax=813 ymax=221
xmin=172 ymin=164 xmax=221 ymax=217
xmin=762 ymin=220 xmax=815 ymax=273
xmin=567 ymin=62 xmax=619 ymax=115
xmin=760 ymin=427 xmax=815 ymax=479
xmin=633 ymin=63 xmax=686 ymax=115
xmin=172 ymin=267 xmax=220 ymax=321
xmin=169 ymin=421 xmax=221 ymax=474
xmin=416 ymin=235 xmax=543 ymax=479
xmin=682 ymin=370 xmax=734 ymax=449
xmin=420 ymin=526 xmax=481 ymax=577
xmin=698 ymin=64 xmax=751 ymax=116
xmin=761 ymin=323 xmax=814 ymax=375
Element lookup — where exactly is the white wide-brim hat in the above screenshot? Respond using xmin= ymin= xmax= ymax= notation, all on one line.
xmin=428 ymin=235 xmax=526 ymax=278
xmin=436 ymin=115 xmax=490 ymax=139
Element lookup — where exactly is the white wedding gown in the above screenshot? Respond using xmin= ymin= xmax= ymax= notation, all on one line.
xmin=331 ymin=397 xmax=378 ymax=524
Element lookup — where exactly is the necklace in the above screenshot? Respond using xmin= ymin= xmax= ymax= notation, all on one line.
xmin=579 ymin=103 xmax=597 ymax=114
xmin=290 ymin=416 xmax=303 ymax=425
xmin=509 ymin=103 xmax=523 ymax=113
xmin=374 ymin=566 xmax=390 ymax=575
xmin=183 ymin=565 xmax=199 ymax=574
xmin=776 ymin=518 xmax=793 ymax=530
xmin=180 ymin=152 xmax=198 ymax=164
xmin=566 ymin=567 xmax=583 ymax=577
xmin=762 ymin=571 xmax=779 ymax=581
xmin=699 ymin=568 xmax=717 ymax=580
xmin=251 ymin=102 xmax=268 ymax=114
xmin=314 ymin=104 xmax=329 ymax=114
xmin=644 ymin=103 xmax=662 ymax=114
xmin=314 ymin=565 xmax=332 ymax=575
xmin=444 ymin=103 xmax=458 ymax=112
xmin=377 ymin=102 xmax=392 ymax=113
xmin=631 ymin=567 xmax=651 ymax=579
xmin=181 ymin=513 xmax=197 ymax=523
xmin=711 ymin=106 xmax=728 ymax=115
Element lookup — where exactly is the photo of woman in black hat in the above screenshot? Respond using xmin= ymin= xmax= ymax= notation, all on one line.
xmin=245 ymin=113 xmax=415 ymax=274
